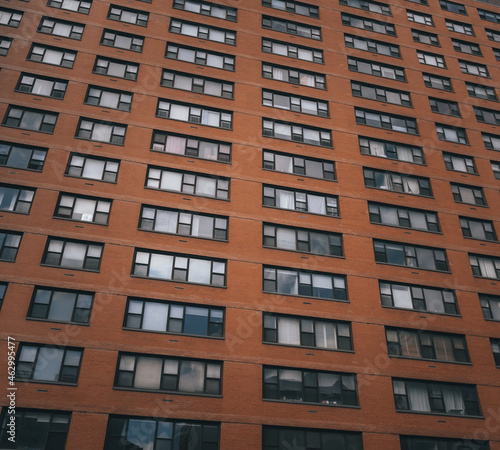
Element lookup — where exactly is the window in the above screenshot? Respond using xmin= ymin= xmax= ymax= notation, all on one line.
xmin=0 ymin=7 xmax=22 ymax=27
xmin=3 ymin=106 xmax=58 ymax=133
xmin=469 ymin=254 xmax=500 ymax=280
xmin=0 ymin=409 xmax=71 ymax=450
xmin=27 ymin=287 xmax=93 ymax=324
xmin=480 ymin=293 xmax=500 ymax=321
xmin=351 ymin=81 xmax=411 ymax=106
xmin=37 ymin=17 xmax=84 ymax=40
xmin=93 ymin=56 xmax=139 ymax=81
xmin=139 ymin=205 xmax=228 ymax=241
xmin=340 ymin=0 xmax=391 ymax=15
xmin=417 ymin=50 xmax=446 ymax=68
xmin=263 ymin=150 xmax=336 ymax=180
xmin=0 ymin=183 xmax=35 ymax=213
xmin=114 ymin=353 xmax=222 ymax=394
xmin=412 ymin=29 xmax=439 ymax=45
xmin=493 ymin=48 xmax=500 ymax=61
xmin=263 ymin=224 xmax=343 ymax=256
xmin=386 ymin=328 xmax=469 ymax=363
xmin=41 ymin=237 xmax=103 ymax=271
xmin=355 ymin=108 xmax=418 ymax=134
xmin=364 ymin=168 xmax=431 ymax=196
xmin=345 ymin=34 xmax=400 ymax=57
xmin=347 ymin=56 xmax=406 ymax=81
xmin=0 ymin=231 xmax=22 ymax=262
xmin=263 ymin=185 xmax=338 ymax=217
xmin=440 ymin=0 xmax=466 ymax=13
xmin=124 ymin=297 xmax=224 ymax=337
xmin=262 ymin=38 xmax=323 ymax=63
xmin=359 ymin=137 xmax=424 ymax=164
xmin=443 ymin=152 xmax=476 ymax=174
xmin=27 ymin=43 xmax=76 ymax=68
xmin=486 ymin=28 xmax=500 ymax=42
xmin=422 ymin=73 xmax=453 ymax=91
xmin=459 ymin=60 xmax=489 ymax=77
xmin=132 ymin=249 xmax=226 ymax=286
xmin=466 ymin=82 xmax=497 ymax=101
xmin=393 ymin=379 xmax=481 ymax=416
xmin=156 ymin=100 xmax=232 ymax=129
xmin=451 ymin=183 xmax=486 ymax=206
xmin=401 ymin=436 xmax=489 ymax=450
xmin=84 ymin=86 xmax=133 ymax=112
xmin=374 ymin=240 xmax=449 ymax=271
xmin=262 ymin=15 xmax=321 ymax=40
xmin=474 ymin=106 xmax=500 ymax=125
xmin=407 ymin=10 xmax=433 ymax=26
xmin=460 ymin=217 xmax=497 ymax=241
xmin=0 ymin=141 xmax=47 ymax=171
xmin=47 ymin=0 xmax=92 ymax=14
xmin=407 ymin=0 xmax=428 ymax=5
xmin=146 ymin=166 xmax=229 ymax=200
xmin=75 ymin=118 xmax=127 ymax=145
xmin=54 ymin=193 xmax=112 ymax=225
xmin=263 ymin=0 xmax=318 ymax=17
xmin=262 ymin=89 xmax=329 ymax=116
xmin=341 ymin=13 xmax=396 ymax=36
xmin=263 ymin=313 xmax=351 ymax=350
xmin=263 ymin=266 xmax=347 ymax=300
xmin=452 ymin=38 xmax=481 ymax=56
xmin=380 ymin=280 xmax=458 ymax=314
xmin=161 ymin=70 xmax=234 ymax=99
xmin=263 ymin=118 xmax=332 ymax=147
xmin=436 ymin=124 xmax=468 ymax=144
xmin=170 ymin=19 xmax=236 ymax=45
xmin=65 ymin=153 xmax=119 ymax=183
xmin=100 ymin=29 xmax=144 ymax=52
xmin=429 ymin=98 xmax=460 ymax=116
xmin=478 ymin=8 xmax=500 ymax=23
xmin=165 ymin=43 xmax=235 ymax=70
xmin=104 ymin=416 xmax=220 ymax=450
xmin=151 ymin=131 xmax=231 ymax=163
xmin=492 ymin=339 xmax=500 ymax=366
xmin=0 ymin=283 xmax=6 ymax=310
xmin=0 ymin=36 xmax=11 ymax=56
xmin=173 ymin=0 xmax=237 ymax=21
xmin=491 ymin=161 xmax=500 ymax=179
xmin=263 ymin=366 xmax=357 ymax=406
xmin=262 ymin=62 xmax=326 ymax=89
xmin=445 ymin=19 xmax=474 ymax=35
xmin=107 ymin=5 xmax=149 ymax=26
xmin=16 ymin=343 xmax=83 ymax=384
xmin=482 ymin=132 xmax=500 ymax=151
xmin=16 ymin=73 xmax=67 ymax=99
xmin=369 ymin=202 xmax=440 ymax=232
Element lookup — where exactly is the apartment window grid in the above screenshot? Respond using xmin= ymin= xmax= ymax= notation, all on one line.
xmin=452 ymin=38 xmax=482 ymax=56
xmin=355 ymin=108 xmax=418 ymax=134
xmin=169 ymin=19 xmax=236 ymax=45
xmin=417 ymin=50 xmax=446 ymax=68
xmin=443 ymin=152 xmax=476 ymax=174
xmin=429 ymin=98 xmax=461 ymax=117
xmin=93 ymin=56 xmax=139 ymax=80
xmin=339 ymin=0 xmax=391 ymax=16
xmin=262 ymin=15 xmax=321 ymax=40
xmin=364 ymin=168 xmax=432 ymax=196
xmin=451 ymin=183 xmax=486 ymax=206
xmin=0 ymin=231 xmax=22 ymax=262
xmin=262 ymin=38 xmax=323 ymax=63
xmin=466 ymin=82 xmax=497 ymax=101
xmin=412 ymin=29 xmax=439 ymax=46
xmin=491 ymin=161 xmax=500 ymax=179
xmin=359 ymin=137 xmax=424 ymax=164
xmin=27 ymin=44 xmax=76 ymax=68
xmin=351 ymin=81 xmax=412 ymax=107
xmin=41 ymin=237 xmax=104 ymax=272
xmin=460 ymin=217 xmax=497 ymax=242
xmin=262 ymin=0 xmax=319 ymax=18
xmin=345 ymin=34 xmax=401 ymax=58
xmin=157 ymin=100 xmax=232 ymax=129
xmin=262 ymin=89 xmax=329 ymax=116
xmin=445 ymin=19 xmax=474 ymax=35
xmin=486 ymin=28 xmax=500 ymax=42
xmin=54 ymin=193 xmax=112 ymax=225
xmin=482 ymin=132 xmax=500 ymax=151
xmin=478 ymin=8 xmax=500 ymax=24
xmin=368 ymin=202 xmax=440 ymax=233
xmin=0 ymin=184 xmax=36 ymax=214
xmin=262 ymin=62 xmax=326 ymax=89
xmin=347 ymin=56 xmax=406 ymax=81
xmin=161 ymin=70 xmax=234 ymax=99
xmin=16 ymin=73 xmax=68 ymax=99
xmin=480 ymin=293 xmax=500 ymax=321
xmin=263 ymin=118 xmax=332 ymax=147
xmin=263 ymin=150 xmax=336 ymax=180
xmin=0 ymin=7 xmax=23 ymax=27
xmin=493 ymin=48 xmax=500 ymax=61
xmin=75 ymin=118 xmax=127 ymax=145
xmin=3 ymin=106 xmax=58 ymax=134
xmin=459 ymin=60 xmax=489 ymax=77
xmin=172 ymin=0 xmax=237 ymax=21
xmin=474 ymin=106 xmax=500 ymax=125
xmin=65 ymin=153 xmax=120 ymax=183
xmin=0 ymin=36 xmax=12 ymax=56
xmin=439 ymin=0 xmax=466 ymax=14
xmin=100 ymin=29 xmax=144 ymax=52
xmin=436 ymin=124 xmax=468 ymax=144
xmin=107 ymin=5 xmax=149 ymax=26
xmin=401 ymin=436 xmax=489 ymax=450
xmin=469 ymin=254 xmax=500 ymax=280
xmin=37 ymin=17 xmax=84 ymax=40
xmin=84 ymin=86 xmax=133 ymax=112
xmin=341 ymin=13 xmax=396 ymax=36
xmin=47 ymin=0 xmax=92 ymax=14
xmin=0 ymin=142 xmax=47 ymax=171
xmin=165 ymin=43 xmax=235 ymax=70
xmin=407 ymin=0 xmax=428 ymax=5
xmin=407 ymin=10 xmax=434 ymax=26
xmin=423 ymin=73 xmax=453 ymax=91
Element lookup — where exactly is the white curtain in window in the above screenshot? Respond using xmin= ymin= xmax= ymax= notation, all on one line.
xmin=443 ymin=386 xmax=465 ymax=414
xmin=277 ymin=270 xmax=298 ymax=295
xmin=276 ymin=190 xmax=295 ymax=209
xmin=307 ymin=194 xmax=326 ymax=214
xmin=61 ymin=242 xmax=85 ymax=268
xmin=206 ymin=54 xmax=223 ymax=68
xmin=143 ymin=302 xmax=169 ymax=331
xmin=433 ymin=336 xmax=454 ymax=361
xmin=274 ymin=154 xmax=293 ymax=173
xmin=164 ymin=136 xmax=186 ymax=154
xmin=478 ymin=257 xmax=497 ymax=278
xmin=276 ymin=228 xmax=296 ymax=249
xmin=409 ymin=211 xmax=426 ymax=230
xmin=392 ymin=285 xmax=413 ymax=309
xmin=396 ymin=146 xmax=413 ymax=161
xmin=407 ymin=381 xmax=431 ymax=411
xmin=160 ymin=171 xmax=182 ymax=192
xmin=400 ymin=332 xmax=421 ymax=358
xmin=81 ymin=159 xmax=104 ymax=179
xmin=315 ymin=322 xmax=337 ymax=349
xmin=423 ymin=289 xmax=446 ymax=313
xmin=192 ymin=215 xmax=213 ymax=238
xmin=134 ymin=357 xmax=162 ymax=389
xmin=155 ymin=210 xmax=177 ymax=233
xmin=277 ymin=317 xmax=300 ymax=345
xmin=188 ymin=258 xmax=211 ymax=284
xmin=403 ymin=177 xmax=420 ymax=194
xmin=369 ymin=141 xmax=386 ymax=156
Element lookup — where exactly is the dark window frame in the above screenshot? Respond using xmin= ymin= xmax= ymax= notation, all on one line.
xmin=65 ymin=153 xmax=120 ymax=183
xmin=2 ymin=105 xmax=58 ymax=134
xmin=0 ymin=230 xmax=22 ymax=262
xmin=41 ymin=236 xmax=104 ymax=272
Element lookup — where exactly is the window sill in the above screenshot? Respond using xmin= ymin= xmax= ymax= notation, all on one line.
xmin=155 ymin=115 xmax=233 ymax=131
xmin=463 ymin=236 xmax=499 ymax=243
xmin=263 ymin=341 xmax=354 ymax=353
xmin=159 ymin=84 xmax=235 ymax=101
xmin=472 ymin=274 xmax=500 ymax=281
xmin=395 ymin=409 xmax=484 ymax=419
xmin=263 ymin=398 xmax=360 ymax=409
xmin=123 ymin=326 xmax=225 ymax=340
xmin=100 ymin=43 xmax=143 ymax=53
xmin=150 ymin=148 xmax=232 ymax=165
xmin=113 ymin=387 xmax=223 ymax=398
xmin=75 ymin=136 xmax=124 ymax=147
xmin=446 ymin=168 xmax=479 ymax=176
xmin=453 ymin=200 xmax=488 ymax=208
xmin=25 ymin=316 xmax=90 ymax=326
xmin=374 ymin=261 xmax=451 ymax=274
xmin=138 ymin=227 xmax=228 ymax=243
xmin=263 ymin=290 xmax=349 ymax=303
xmin=130 ymin=274 xmax=227 ymax=289
xmin=39 ymin=31 xmax=82 ymax=41
xmin=40 ymin=264 xmax=100 ymax=273
xmin=360 ymin=152 xmax=426 ymax=166
xmin=1 ymin=124 xmax=54 ymax=135
xmin=262 ymin=104 xmax=330 ymax=119
xmin=371 ymin=221 xmax=442 ymax=234
xmin=15 ymin=379 xmax=78 ymax=387
xmin=0 ymin=209 xmax=30 ymax=215
xmin=388 ymin=355 xmax=472 ymax=365
xmin=263 ymin=167 xmax=337 ymax=182
xmin=14 ymin=89 xmax=65 ymax=101
xmin=354 ymin=95 xmax=414 ymax=109
xmin=365 ymin=185 xmax=434 ymax=199
xmin=53 ymin=216 xmax=109 ymax=226
xmin=262 ymin=134 xmax=333 ymax=149
xmin=64 ymin=174 xmax=118 ymax=184
xmin=381 ymin=304 xmax=461 ymax=317
xmin=262 ymin=204 xmax=340 ymax=219
xmin=263 ymin=245 xmax=344 ymax=259
xmin=144 ymin=186 xmax=230 ymax=202
xmin=83 ymin=101 xmax=131 ymax=113
xmin=356 ymin=122 xmax=419 ymax=135
xmin=0 ymin=165 xmax=43 ymax=173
